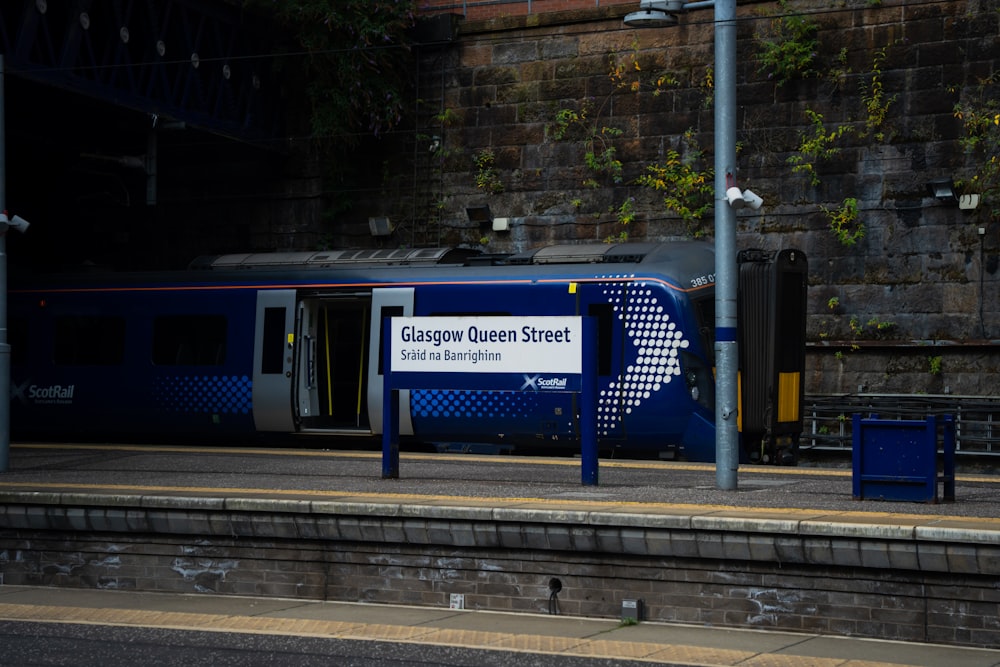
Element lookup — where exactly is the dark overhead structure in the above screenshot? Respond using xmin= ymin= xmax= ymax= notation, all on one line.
xmin=0 ymin=0 xmax=283 ymax=146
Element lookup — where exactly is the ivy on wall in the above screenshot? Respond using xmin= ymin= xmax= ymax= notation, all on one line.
xmin=754 ymin=0 xmax=820 ymax=86
xmin=636 ymin=131 xmax=714 ymax=237
xmin=953 ymin=72 xmax=1000 ymax=220
xmin=548 ymin=44 xmax=714 ymax=241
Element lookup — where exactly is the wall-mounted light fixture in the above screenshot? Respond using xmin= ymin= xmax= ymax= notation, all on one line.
xmin=926 ymin=178 xmax=957 ymax=202
xmin=466 ymin=205 xmax=492 ymax=222
xmin=624 ymin=0 xmax=684 ymax=27
xmin=466 ymin=205 xmax=493 ymax=232
xmin=368 ymin=216 xmax=393 ymax=237
xmin=959 ymin=194 xmax=980 ymax=210
xmin=742 ymin=190 xmax=764 ymax=210
xmin=0 ymin=212 xmax=31 ymax=234
xmin=725 ymin=174 xmax=764 ymax=210
xmin=926 ymin=178 xmax=980 ymax=210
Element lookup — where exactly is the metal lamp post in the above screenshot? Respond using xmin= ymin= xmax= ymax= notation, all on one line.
xmin=0 ymin=56 xmax=30 ymax=473
xmin=625 ymin=0 xmax=739 ymax=489
xmin=0 ymin=55 xmax=9 ymax=473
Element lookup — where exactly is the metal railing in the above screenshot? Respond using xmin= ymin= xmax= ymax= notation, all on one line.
xmin=803 ymin=393 xmax=1000 ymax=457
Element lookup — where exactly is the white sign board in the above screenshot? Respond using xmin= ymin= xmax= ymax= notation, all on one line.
xmin=390 ymin=316 xmax=582 ymax=374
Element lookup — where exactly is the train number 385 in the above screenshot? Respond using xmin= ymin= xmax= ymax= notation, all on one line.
xmin=690 ymin=274 xmax=715 ymax=288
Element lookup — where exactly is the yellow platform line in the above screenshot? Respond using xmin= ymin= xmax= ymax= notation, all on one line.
xmin=18 ymin=442 xmax=1000 ymax=485
xmin=0 ymin=602 xmax=922 ymax=667
xmin=13 ymin=442 xmax=851 ymax=475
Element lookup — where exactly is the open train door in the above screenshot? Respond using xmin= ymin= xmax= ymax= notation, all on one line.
xmin=252 ymin=290 xmax=297 ymax=432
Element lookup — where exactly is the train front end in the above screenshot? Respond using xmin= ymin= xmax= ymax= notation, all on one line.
xmin=401 ymin=242 xmax=719 ymax=461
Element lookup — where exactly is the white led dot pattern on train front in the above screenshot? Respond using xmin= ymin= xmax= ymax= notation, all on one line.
xmin=598 ymin=279 xmax=689 ymax=437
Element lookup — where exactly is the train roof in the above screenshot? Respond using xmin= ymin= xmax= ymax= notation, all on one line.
xmin=190 ymin=242 xmax=709 ymax=270
xmin=10 ymin=241 xmax=716 ymax=293
xmin=187 ymin=247 xmax=480 ymax=269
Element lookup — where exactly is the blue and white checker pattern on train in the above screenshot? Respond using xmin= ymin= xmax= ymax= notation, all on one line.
xmin=411 ymin=390 xmax=539 ymax=419
xmin=152 ymin=375 xmax=253 ymax=414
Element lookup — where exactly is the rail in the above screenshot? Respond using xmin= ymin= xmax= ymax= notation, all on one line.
xmin=803 ymin=393 xmax=1000 ymax=456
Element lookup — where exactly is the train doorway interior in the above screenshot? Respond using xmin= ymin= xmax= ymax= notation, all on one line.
xmin=295 ymin=297 xmax=372 ymax=432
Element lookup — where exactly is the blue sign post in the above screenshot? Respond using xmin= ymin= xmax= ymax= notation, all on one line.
xmin=382 ymin=316 xmax=599 ymax=485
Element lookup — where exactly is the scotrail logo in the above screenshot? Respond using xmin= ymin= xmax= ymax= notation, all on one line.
xmin=520 ymin=374 xmax=569 ymax=391
xmin=13 ymin=380 xmax=75 ymax=404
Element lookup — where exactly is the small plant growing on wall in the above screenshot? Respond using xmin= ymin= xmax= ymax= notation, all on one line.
xmin=754 ymin=0 xmax=820 ymax=87
xmin=862 ymin=47 xmax=897 ymax=142
xmin=473 ymin=148 xmax=503 ymax=194
xmin=788 ymin=45 xmax=896 ymax=187
xmin=788 ymin=110 xmax=853 ymax=186
xmin=550 ymin=103 xmax=624 ymax=188
xmin=821 ymin=297 xmax=895 ymax=355
xmin=850 ymin=315 xmax=896 ymax=340
xmin=604 ymin=197 xmax=637 ymax=243
xmin=822 ymin=197 xmax=864 ymax=246
xmin=550 ymin=43 xmax=700 ymax=241
xmin=549 ymin=101 xmax=632 ymax=238
xmin=928 ymin=356 xmax=943 ymax=376
xmin=953 ymin=72 xmax=1000 ymax=219
xmin=636 ymin=130 xmax=715 ymax=235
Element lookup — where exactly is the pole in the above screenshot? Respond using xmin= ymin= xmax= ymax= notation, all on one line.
xmin=382 ymin=318 xmax=400 ymax=479
xmin=580 ymin=317 xmax=598 ymax=486
xmin=713 ymin=0 xmax=738 ymax=489
xmin=0 ymin=54 xmax=9 ymax=473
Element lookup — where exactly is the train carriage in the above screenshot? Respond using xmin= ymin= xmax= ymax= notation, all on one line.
xmin=9 ymin=242 xmax=721 ymax=461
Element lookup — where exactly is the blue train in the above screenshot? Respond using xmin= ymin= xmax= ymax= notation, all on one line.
xmin=8 ymin=242 xmax=731 ymax=461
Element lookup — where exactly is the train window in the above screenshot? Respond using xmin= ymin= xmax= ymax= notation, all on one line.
xmin=692 ymin=296 xmax=715 ymax=364
xmin=54 ymin=316 xmax=126 ymax=366
xmin=587 ymin=303 xmax=613 ymax=376
xmin=152 ymin=315 xmax=227 ymax=366
xmin=377 ymin=306 xmax=404 ymax=375
xmin=261 ymin=308 xmax=285 ymax=374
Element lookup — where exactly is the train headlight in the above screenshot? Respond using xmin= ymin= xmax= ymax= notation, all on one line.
xmin=680 ymin=351 xmax=714 ymax=411
xmin=685 ymin=370 xmax=700 ymax=401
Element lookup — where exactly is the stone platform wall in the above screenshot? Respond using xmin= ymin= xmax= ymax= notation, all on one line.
xmin=2 ymin=497 xmax=998 ymax=648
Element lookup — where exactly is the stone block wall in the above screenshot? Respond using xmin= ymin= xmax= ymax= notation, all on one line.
xmin=342 ymin=0 xmax=1000 ymax=397
xmin=3 ymin=499 xmax=1000 ymax=648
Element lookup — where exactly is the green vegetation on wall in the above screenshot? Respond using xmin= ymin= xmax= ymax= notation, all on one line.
xmin=953 ymin=72 xmax=1000 ymax=219
xmin=754 ymin=0 xmax=820 ymax=86
xmin=636 ymin=131 xmax=714 ymax=235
